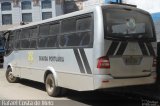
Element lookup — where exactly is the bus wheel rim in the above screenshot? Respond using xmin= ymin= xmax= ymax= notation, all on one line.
xmin=47 ymin=78 xmax=54 ymax=92
xmin=8 ymin=71 xmax=15 ymax=81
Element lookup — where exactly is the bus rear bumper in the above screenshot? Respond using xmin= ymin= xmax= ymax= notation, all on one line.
xmin=94 ymin=72 xmax=156 ymax=89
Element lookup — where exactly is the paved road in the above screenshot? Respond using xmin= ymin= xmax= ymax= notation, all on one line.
xmin=0 ymin=69 xmax=66 ymax=100
xmin=0 ymin=69 xmax=157 ymax=106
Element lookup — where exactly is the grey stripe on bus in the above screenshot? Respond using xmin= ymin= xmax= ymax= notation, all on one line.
xmin=116 ymin=42 xmax=128 ymax=56
xmin=106 ymin=41 xmax=119 ymax=56
xmin=73 ymin=49 xmax=85 ymax=73
xmin=145 ymin=43 xmax=156 ymax=56
xmin=79 ymin=49 xmax=92 ymax=74
xmin=138 ymin=42 xmax=149 ymax=56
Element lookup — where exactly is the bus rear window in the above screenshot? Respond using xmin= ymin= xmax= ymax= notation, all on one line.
xmin=103 ymin=8 xmax=155 ymax=40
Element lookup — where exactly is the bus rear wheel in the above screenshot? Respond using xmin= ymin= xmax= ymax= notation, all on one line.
xmin=6 ymin=67 xmax=19 ymax=83
xmin=45 ymin=73 xmax=62 ymax=97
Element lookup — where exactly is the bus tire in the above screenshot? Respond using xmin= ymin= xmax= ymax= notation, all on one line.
xmin=45 ymin=73 xmax=62 ymax=97
xmin=6 ymin=67 xmax=19 ymax=83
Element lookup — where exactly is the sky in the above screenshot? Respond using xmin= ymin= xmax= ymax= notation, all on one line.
xmin=104 ymin=0 xmax=160 ymax=21
xmin=121 ymin=0 xmax=160 ymax=23
xmin=122 ymin=0 xmax=160 ymax=41
xmin=104 ymin=0 xmax=160 ymax=13
xmin=123 ymin=0 xmax=160 ymax=13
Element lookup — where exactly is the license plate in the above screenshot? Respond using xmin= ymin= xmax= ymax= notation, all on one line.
xmin=123 ymin=56 xmax=142 ymax=65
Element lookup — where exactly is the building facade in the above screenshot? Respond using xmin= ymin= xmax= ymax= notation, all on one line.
xmin=0 ymin=0 xmax=84 ymax=30
xmin=0 ymin=0 xmax=57 ymax=26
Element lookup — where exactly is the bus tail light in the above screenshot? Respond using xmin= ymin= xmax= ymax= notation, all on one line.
xmin=152 ymin=57 xmax=157 ymax=67
xmin=97 ymin=56 xmax=110 ymax=69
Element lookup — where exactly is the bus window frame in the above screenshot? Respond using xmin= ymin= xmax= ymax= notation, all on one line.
xmin=5 ymin=31 xmax=14 ymax=56
xmin=37 ymin=21 xmax=60 ymax=49
xmin=9 ymin=13 xmax=94 ymax=51
xmin=19 ymin=26 xmax=38 ymax=50
xmin=59 ymin=13 xmax=94 ymax=48
xmin=14 ymin=30 xmax=21 ymax=50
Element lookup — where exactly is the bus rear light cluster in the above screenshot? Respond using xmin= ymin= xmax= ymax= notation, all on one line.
xmin=97 ymin=56 xmax=110 ymax=69
xmin=152 ymin=57 xmax=157 ymax=67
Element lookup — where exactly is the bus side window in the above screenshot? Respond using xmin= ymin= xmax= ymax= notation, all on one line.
xmin=8 ymin=36 xmax=14 ymax=50
xmin=20 ymin=29 xmax=30 ymax=39
xmin=79 ymin=32 xmax=91 ymax=46
xmin=30 ymin=39 xmax=37 ymax=48
xmin=39 ymin=25 xmax=50 ymax=37
xmin=30 ymin=27 xmax=38 ymax=38
xmin=38 ymin=37 xmax=48 ymax=48
xmin=61 ymin=18 xmax=76 ymax=33
xmin=60 ymin=18 xmax=78 ymax=47
xmin=50 ymin=24 xmax=59 ymax=35
xmin=46 ymin=23 xmax=59 ymax=47
xmin=77 ymin=16 xmax=92 ymax=47
xmin=60 ymin=15 xmax=93 ymax=48
xmin=5 ymin=32 xmax=14 ymax=55
xmin=60 ymin=35 xmax=69 ymax=47
xmin=20 ymin=29 xmax=30 ymax=49
xmin=38 ymin=24 xmax=50 ymax=48
xmin=46 ymin=36 xmax=57 ymax=47
xmin=14 ymin=30 xmax=20 ymax=49
xmin=66 ymin=33 xmax=81 ymax=46
xmin=30 ymin=27 xmax=38 ymax=49
xmin=21 ymin=39 xmax=30 ymax=48
xmin=77 ymin=17 xmax=92 ymax=31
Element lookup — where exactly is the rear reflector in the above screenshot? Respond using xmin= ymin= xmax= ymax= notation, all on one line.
xmin=97 ymin=56 xmax=110 ymax=69
xmin=152 ymin=57 xmax=157 ymax=67
xmin=102 ymin=80 xmax=109 ymax=83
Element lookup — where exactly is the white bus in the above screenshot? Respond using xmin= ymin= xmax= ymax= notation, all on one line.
xmin=4 ymin=4 xmax=157 ymax=97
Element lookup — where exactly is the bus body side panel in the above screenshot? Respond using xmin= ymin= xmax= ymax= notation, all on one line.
xmin=4 ymin=51 xmax=21 ymax=77
xmin=16 ymin=50 xmax=46 ymax=82
xmin=18 ymin=49 xmax=94 ymax=91
xmin=55 ymin=48 xmax=94 ymax=91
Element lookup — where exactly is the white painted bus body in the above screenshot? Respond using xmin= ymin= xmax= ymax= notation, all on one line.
xmin=4 ymin=4 xmax=156 ymax=91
